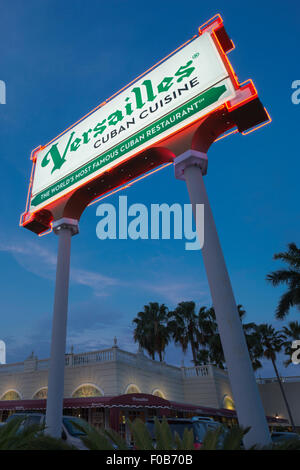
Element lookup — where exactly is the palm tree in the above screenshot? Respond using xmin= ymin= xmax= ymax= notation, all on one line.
xmin=266 ymin=243 xmax=300 ymax=319
xmin=133 ymin=309 xmax=155 ymax=360
xmin=195 ymin=306 xmax=223 ymax=367
xmin=168 ymin=301 xmax=200 ymax=365
xmin=281 ymin=321 xmax=300 ymax=367
xmin=253 ymin=323 xmax=296 ymax=431
xmin=195 ymin=305 xmax=259 ymax=371
xmin=133 ymin=302 xmax=170 ymax=361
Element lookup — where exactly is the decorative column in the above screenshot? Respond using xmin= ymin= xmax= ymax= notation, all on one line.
xmin=45 ymin=218 xmax=79 ymax=438
xmin=174 ymin=150 xmax=270 ymax=448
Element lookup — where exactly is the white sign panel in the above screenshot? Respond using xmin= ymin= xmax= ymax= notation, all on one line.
xmin=30 ymin=33 xmax=236 ymax=210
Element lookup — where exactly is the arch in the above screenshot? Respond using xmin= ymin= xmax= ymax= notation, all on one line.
xmin=223 ymin=394 xmax=235 ymax=410
xmin=32 ymin=387 xmax=48 ymax=399
xmin=124 ymin=384 xmax=141 ymax=394
xmin=1 ymin=389 xmax=22 ymax=400
xmin=72 ymin=383 xmax=104 ymax=398
xmin=152 ymin=389 xmax=165 ymax=399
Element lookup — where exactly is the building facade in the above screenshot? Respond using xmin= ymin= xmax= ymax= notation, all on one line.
xmin=0 ymin=345 xmax=233 ymax=406
xmin=0 ymin=343 xmax=296 ymax=434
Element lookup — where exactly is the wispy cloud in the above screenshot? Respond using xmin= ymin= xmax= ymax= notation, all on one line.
xmin=0 ymin=239 xmax=119 ymax=296
xmin=137 ymin=280 xmax=209 ymax=305
xmin=0 ymin=238 xmax=208 ymax=303
xmin=71 ymin=268 xmax=118 ymax=297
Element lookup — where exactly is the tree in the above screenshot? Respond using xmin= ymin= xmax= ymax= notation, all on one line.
xmin=133 ymin=302 xmax=170 ymax=361
xmin=253 ymin=323 xmax=296 ymax=431
xmin=195 ymin=306 xmax=222 ymax=367
xmin=266 ymin=243 xmax=300 ymax=319
xmin=195 ymin=305 xmax=261 ymax=371
xmin=168 ymin=301 xmax=200 ymax=365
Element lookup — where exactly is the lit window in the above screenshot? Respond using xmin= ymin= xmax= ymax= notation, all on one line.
xmin=72 ymin=385 xmax=103 ymax=398
xmin=1 ymin=390 xmax=21 ymax=400
xmin=125 ymin=385 xmax=141 ymax=394
xmin=33 ymin=388 xmax=48 ymax=399
xmin=223 ymin=395 xmax=235 ymax=410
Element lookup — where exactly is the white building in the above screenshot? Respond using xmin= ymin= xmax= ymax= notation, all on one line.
xmin=0 ymin=342 xmax=296 ymax=435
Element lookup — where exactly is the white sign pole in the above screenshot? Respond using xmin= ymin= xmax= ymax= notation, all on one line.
xmin=174 ymin=150 xmax=271 ymax=448
xmin=45 ymin=218 xmax=78 ymax=438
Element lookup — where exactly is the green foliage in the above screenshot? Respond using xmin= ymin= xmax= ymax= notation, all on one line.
xmin=201 ymin=425 xmax=248 ymax=450
xmin=0 ymin=417 xmax=74 ymax=450
xmin=79 ymin=419 xmax=300 ymax=451
xmin=127 ymin=417 xmax=195 ymax=450
xmin=78 ymin=425 xmax=116 ymax=450
xmin=128 ymin=418 xmax=154 ymax=449
xmin=133 ymin=302 xmax=170 ymax=361
xmin=174 ymin=427 xmax=195 ymax=450
xmin=264 ymin=439 xmax=300 ymax=451
xmin=1 ymin=416 xmax=299 ymax=451
xmin=103 ymin=428 xmax=130 ymax=450
xmin=221 ymin=426 xmax=250 ymax=450
xmin=21 ymin=434 xmax=75 ymax=450
xmin=79 ymin=417 xmax=196 ymax=451
xmin=153 ymin=417 xmax=176 ymax=450
xmin=168 ymin=301 xmax=199 ymax=365
xmin=266 ymin=242 xmax=300 ymax=319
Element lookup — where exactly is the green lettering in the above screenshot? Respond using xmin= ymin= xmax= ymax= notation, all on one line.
xmin=41 ymin=131 xmax=75 ymax=173
xmin=82 ymin=129 xmax=92 ymax=144
xmin=108 ymin=110 xmax=123 ymax=126
xmin=131 ymin=87 xmax=145 ymax=109
xmin=175 ymin=60 xmax=195 ymax=83
xmin=125 ymin=98 xmax=133 ymax=116
xmin=142 ymin=79 xmax=156 ymax=102
xmin=93 ymin=119 xmax=107 ymax=138
xmin=70 ymin=137 xmax=81 ymax=152
xmin=157 ymin=77 xmax=173 ymax=93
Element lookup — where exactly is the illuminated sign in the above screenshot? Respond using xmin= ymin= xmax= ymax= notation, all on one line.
xmin=28 ymin=32 xmax=236 ymax=212
xmin=21 ymin=14 xmax=271 ymax=235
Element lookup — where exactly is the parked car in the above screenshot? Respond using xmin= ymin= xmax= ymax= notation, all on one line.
xmin=271 ymin=431 xmax=300 ymax=444
xmin=5 ymin=412 xmax=91 ymax=450
xmin=145 ymin=417 xmax=225 ymax=449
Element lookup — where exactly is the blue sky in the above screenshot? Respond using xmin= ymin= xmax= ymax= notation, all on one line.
xmin=0 ymin=0 xmax=299 ymax=378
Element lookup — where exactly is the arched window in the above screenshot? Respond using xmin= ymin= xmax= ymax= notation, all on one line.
xmin=1 ymin=390 xmax=21 ymax=400
xmin=33 ymin=388 xmax=48 ymax=399
xmin=152 ymin=389 xmax=165 ymax=399
xmin=125 ymin=384 xmax=141 ymax=394
xmin=72 ymin=384 xmax=103 ymax=398
xmin=223 ymin=395 xmax=235 ymax=410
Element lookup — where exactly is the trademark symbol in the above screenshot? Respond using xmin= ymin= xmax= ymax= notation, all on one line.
xmin=192 ymin=53 xmax=199 ymax=59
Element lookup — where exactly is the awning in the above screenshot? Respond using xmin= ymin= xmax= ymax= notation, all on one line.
xmin=108 ymin=393 xmax=172 ymax=409
xmin=0 ymin=393 xmax=288 ymax=423
xmin=169 ymin=401 xmax=236 ymax=417
xmin=0 ymin=393 xmax=171 ymax=411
